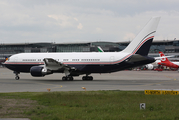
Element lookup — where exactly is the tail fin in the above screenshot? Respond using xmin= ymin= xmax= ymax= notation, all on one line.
xmin=97 ymin=46 xmax=104 ymax=52
xmin=122 ymin=17 xmax=160 ymax=56
xmin=159 ymin=51 xmax=170 ymax=62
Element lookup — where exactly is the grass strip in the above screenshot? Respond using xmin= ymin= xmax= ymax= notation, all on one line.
xmin=0 ymin=91 xmax=179 ymax=120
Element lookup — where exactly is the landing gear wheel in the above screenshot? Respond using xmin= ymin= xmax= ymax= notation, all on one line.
xmin=14 ymin=71 xmax=20 ymax=80
xmin=62 ymin=76 xmax=66 ymax=81
xmin=82 ymin=76 xmax=86 ymax=80
xmin=89 ymin=76 xmax=93 ymax=80
xmin=62 ymin=76 xmax=74 ymax=81
xmin=68 ymin=76 xmax=74 ymax=81
xmin=15 ymin=76 xmax=20 ymax=80
xmin=82 ymin=76 xmax=93 ymax=81
xmin=67 ymin=77 xmax=70 ymax=81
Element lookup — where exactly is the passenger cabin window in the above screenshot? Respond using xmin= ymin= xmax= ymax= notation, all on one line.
xmin=22 ymin=59 xmax=36 ymax=61
xmin=63 ymin=59 xmax=69 ymax=61
xmin=81 ymin=59 xmax=100 ymax=61
xmin=72 ymin=59 xmax=79 ymax=61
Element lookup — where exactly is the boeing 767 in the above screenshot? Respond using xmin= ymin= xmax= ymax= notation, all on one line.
xmin=4 ymin=17 xmax=160 ymax=80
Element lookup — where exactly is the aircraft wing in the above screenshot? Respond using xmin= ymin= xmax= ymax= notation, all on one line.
xmin=154 ymin=55 xmax=175 ymax=60
xmin=43 ymin=58 xmax=75 ymax=71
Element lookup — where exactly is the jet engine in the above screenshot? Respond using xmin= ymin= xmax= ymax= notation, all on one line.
xmin=30 ymin=66 xmax=52 ymax=77
xmin=145 ymin=64 xmax=154 ymax=70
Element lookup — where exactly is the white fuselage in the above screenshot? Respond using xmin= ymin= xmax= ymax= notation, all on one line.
xmin=6 ymin=52 xmax=131 ymax=65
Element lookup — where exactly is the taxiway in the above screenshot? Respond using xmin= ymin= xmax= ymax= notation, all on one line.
xmin=0 ymin=68 xmax=179 ymax=92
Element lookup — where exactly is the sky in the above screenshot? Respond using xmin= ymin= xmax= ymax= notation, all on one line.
xmin=0 ymin=0 xmax=179 ymax=43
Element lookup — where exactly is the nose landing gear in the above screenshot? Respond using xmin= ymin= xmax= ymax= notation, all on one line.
xmin=14 ymin=71 xmax=20 ymax=80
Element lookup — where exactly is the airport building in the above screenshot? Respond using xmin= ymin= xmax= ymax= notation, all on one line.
xmin=0 ymin=39 xmax=179 ymax=63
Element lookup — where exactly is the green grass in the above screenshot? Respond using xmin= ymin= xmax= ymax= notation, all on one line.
xmin=0 ymin=91 xmax=179 ymax=120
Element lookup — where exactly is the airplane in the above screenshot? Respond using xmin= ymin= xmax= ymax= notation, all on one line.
xmin=3 ymin=17 xmax=160 ymax=81
xmin=145 ymin=60 xmax=160 ymax=70
xmin=145 ymin=52 xmax=176 ymax=70
xmin=157 ymin=51 xmax=179 ymax=69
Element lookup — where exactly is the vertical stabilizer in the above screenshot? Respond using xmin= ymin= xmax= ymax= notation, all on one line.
xmin=122 ymin=17 xmax=160 ymax=56
xmin=159 ymin=51 xmax=170 ymax=62
xmin=97 ymin=46 xmax=104 ymax=52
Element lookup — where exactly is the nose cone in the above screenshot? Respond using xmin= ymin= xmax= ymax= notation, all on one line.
xmin=3 ymin=56 xmax=15 ymax=71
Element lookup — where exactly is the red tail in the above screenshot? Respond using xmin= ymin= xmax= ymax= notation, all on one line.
xmin=158 ymin=51 xmax=179 ymax=68
xmin=159 ymin=52 xmax=169 ymax=62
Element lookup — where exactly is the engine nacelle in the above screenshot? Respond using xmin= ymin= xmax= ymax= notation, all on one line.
xmin=30 ymin=66 xmax=52 ymax=77
xmin=145 ymin=64 xmax=154 ymax=70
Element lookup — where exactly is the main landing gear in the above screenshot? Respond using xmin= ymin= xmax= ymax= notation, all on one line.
xmin=82 ymin=75 xmax=93 ymax=81
xmin=61 ymin=75 xmax=93 ymax=81
xmin=62 ymin=76 xmax=74 ymax=81
xmin=14 ymin=71 xmax=20 ymax=80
